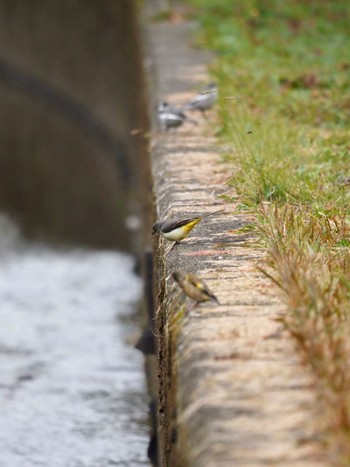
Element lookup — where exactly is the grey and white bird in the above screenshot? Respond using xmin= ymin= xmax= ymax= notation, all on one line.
xmin=152 ymin=209 xmax=224 ymax=248
xmin=186 ymin=83 xmax=218 ymax=115
xmin=158 ymin=101 xmax=197 ymax=131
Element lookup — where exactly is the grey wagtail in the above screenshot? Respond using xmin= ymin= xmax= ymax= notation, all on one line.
xmin=158 ymin=101 xmax=197 ymax=131
xmin=152 ymin=208 xmax=224 ymax=248
xmin=172 ymin=271 xmax=219 ymax=306
xmin=186 ymin=83 xmax=218 ymax=116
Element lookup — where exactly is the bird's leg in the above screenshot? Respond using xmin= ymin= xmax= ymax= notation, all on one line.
xmin=188 ymin=301 xmax=200 ymax=312
xmin=168 ymin=241 xmax=180 ymax=253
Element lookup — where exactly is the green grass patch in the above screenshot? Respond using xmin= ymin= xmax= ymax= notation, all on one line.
xmin=186 ymin=0 xmax=350 ymax=462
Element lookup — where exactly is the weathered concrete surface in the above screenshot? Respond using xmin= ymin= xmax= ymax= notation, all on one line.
xmin=144 ymin=4 xmax=328 ymax=467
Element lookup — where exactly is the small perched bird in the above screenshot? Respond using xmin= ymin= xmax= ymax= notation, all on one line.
xmin=152 ymin=208 xmax=224 ymax=249
xmin=186 ymin=83 xmax=218 ymax=115
xmin=158 ymin=101 xmax=197 ymax=131
xmin=172 ymin=271 xmax=219 ymax=306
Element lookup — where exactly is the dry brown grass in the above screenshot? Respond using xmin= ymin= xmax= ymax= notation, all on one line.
xmin=258 ymin=203 xmax=350 ymax=460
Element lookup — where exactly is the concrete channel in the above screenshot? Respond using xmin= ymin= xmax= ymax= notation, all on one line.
xmin=0 ymin=2 xmax=151 ymax=466
xmin=142 ymin=2 xmax=328 ymax=466
xmin=0 ymin=0 xmax=330 ymax=464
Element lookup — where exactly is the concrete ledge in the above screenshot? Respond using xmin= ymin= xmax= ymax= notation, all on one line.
xmin=144 ymin=5 xmax=327 ymax=466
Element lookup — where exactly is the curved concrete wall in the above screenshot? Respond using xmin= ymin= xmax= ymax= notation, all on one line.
xmin=0 ymin=0 xmax=148 ymax=248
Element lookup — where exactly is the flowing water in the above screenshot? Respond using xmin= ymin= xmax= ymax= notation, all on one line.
xmin=0 ymin=216 xmax=149 ymax=467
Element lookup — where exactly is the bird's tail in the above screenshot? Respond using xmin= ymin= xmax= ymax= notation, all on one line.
xmin=201 ymin=208 xmax=225 ymax=219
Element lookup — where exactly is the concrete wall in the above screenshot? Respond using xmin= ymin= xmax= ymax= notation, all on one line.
xmin=143 ymin=3 xmax=327 ymax=466
xmin=0 ymin=0 xmax=148 ymax=248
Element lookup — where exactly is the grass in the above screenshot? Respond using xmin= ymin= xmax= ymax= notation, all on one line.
xmin=183 ymin=0 xmax=350 ymax=463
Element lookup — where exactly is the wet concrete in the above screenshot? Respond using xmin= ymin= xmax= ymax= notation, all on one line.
xmin=0 ymin=0 xmax=148 ymax=249
xmin=0 ymin=216 xmax=150 ymax=467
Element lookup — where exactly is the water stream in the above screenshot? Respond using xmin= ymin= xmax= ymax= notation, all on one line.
xmin=0 ymin=216 xmax=149 ymax=467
